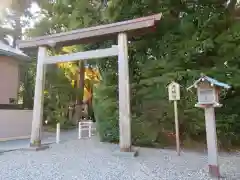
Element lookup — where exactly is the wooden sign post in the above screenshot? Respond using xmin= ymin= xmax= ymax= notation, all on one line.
xmin=188 ymin=75 xmax=231 ymax=178
xmin=168 ymin=81 xmax=181 ymax=156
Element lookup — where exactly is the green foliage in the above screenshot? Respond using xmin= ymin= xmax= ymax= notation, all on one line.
xmin=0 ymin=1 xmax=37 ymax=107
xmin=19 ymin=62 xmax=36 ymax=109
xmin=44 ymin=65 xmax=76 ymax=127
xmin=93 ymin=84 xmax=119 ymax=142
xmin=94 ymin=0 xmax=240 ymax=148
xmin=24 ymin=0 xmax=103 ymax=128
xmin=0 ymin=0 xmax=37 ymax=47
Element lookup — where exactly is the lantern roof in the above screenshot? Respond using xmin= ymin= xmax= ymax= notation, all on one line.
xmin=187 ymin=75 xmax=231 ymax=90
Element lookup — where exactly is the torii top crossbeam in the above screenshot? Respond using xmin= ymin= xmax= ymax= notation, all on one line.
xmin=16 ymin=14 xmax=162 ymax=49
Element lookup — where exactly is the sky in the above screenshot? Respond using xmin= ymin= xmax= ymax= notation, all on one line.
xmin=28 ymin=2 xmax=42 ymax=29
xmin=0 ymin=1 xmax=40 ymax=12
xmin=0 ymin=2 xmax=42 ymax=43
xmin=0 ymin=1 xmax=41 ymax=29
xmin=31 ymin=2 xmax=41 ymax=13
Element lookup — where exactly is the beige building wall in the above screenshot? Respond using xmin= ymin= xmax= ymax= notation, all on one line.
xmin=0 ymin=110 xmax=33 ymax=141
xmin=0 ymin=56 xmax=19 ymax=104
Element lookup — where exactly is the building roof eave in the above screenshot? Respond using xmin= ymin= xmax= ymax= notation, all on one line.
xmin=0 ymin=42 xmax=31 ymax=62
xmin=0 ymin=49 xmax=31 ymax=62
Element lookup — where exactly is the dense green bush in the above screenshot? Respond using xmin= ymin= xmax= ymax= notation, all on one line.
xmin=93 ymin=75 xmax=205 ymax=148
xmin=93 ymin=84 xmax=119 ymax=142
xmin=94 ymin=75 xmax=240 ymax=149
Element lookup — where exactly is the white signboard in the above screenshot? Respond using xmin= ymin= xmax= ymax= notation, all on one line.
xmin=168 ymin=82 xmax=180 ymax=101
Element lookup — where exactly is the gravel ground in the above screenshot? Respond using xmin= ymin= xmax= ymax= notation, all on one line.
xmin=0 ymin=128 xmax=93 ymax=152
xmin=0 ymin=137 xmax=240 ymax=180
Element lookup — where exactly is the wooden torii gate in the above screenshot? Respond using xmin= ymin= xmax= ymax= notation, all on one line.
xmin=17 ymin=14 xmax=162 ymax=152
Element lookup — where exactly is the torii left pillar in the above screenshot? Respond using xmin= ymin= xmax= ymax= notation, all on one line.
xmin=30 ymin=46 xmax=48 ymax=150
xmin=118 ymin=33 xmax=131 ymax=152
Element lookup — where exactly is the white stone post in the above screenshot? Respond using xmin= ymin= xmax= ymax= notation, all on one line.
xmin=56 ymin=123 xmax=60 ymax=144
xmin=78 ymin=122 xmax=82 ymax=139
xmin=174 ymin=100 xmax=180 ymax=156
xmin=88 ymin=122 xmax=92 ymax=138
xmin=118 ymin=33 xmax=131 ymax=152
xmin=204 ymin=107 xmax=220 ymax=177
xmin=30 ymin=46 xmax=47 ymax=147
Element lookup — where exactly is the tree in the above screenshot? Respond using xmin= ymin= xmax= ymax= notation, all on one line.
xmin=94 ymin=0 xmax=240 ymax=148
xmin=0 ymin=0 xmax=39 ymax=46
xmin=0 ymin=1 xmax=38 ymax=109
xmin=26 ymin=0 xmax=103 ymax=124
xmin=0 ymin=27 xmax=13 ymax=45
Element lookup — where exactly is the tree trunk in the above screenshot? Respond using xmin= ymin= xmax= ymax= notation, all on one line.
xmin=77 ymin=60 xmax=85 ymax=105
xmin=72 ymin=60 xmax=85 ymax=124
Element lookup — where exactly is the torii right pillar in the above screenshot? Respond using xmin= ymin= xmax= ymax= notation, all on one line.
xmin=118 ymin=32 xmax=132 ymax=152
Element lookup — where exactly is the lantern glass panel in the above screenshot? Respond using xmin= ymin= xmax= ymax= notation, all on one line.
xmin=198 ymin=88 xmax=215 ymax=104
